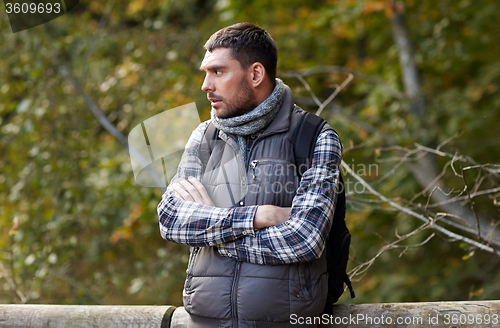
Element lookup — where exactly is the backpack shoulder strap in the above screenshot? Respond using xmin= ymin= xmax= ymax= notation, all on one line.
xmin=291 ymin=109 xmax=327 ymax=178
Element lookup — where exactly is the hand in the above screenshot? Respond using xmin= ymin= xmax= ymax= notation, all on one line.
xmin=172 ymin=176 xmax=215 ymax=206
xmin=254 ymin=205 xmax=291 ymax=229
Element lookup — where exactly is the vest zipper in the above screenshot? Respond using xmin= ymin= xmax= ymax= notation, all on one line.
xmin=231 ymin=261 xmax=242 ymax=326
xmin=254 ymin=158 xmax=292 ymax=164
xmin=186 ymin=247 xmax=200 ymax=284
xmin=250 ymin=159 xmax=293 ymax=180
xmin=250 ymin=160 xmax=258 ymax=180
xmin=185 ymin=247 xmax=200 ymax=310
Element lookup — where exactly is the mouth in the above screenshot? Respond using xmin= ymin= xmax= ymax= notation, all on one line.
xmin=208 ymin=97 xmax=222 ymax=108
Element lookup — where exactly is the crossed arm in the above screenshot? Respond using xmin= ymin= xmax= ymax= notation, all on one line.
xmin=157 ymin=122 xmax=342 ymax=265
xmin=173 ymin=176 xmax=291 ymax=229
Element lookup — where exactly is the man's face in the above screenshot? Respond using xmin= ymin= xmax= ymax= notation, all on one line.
xmin=200 ymin=47 xmax=258 ymax=119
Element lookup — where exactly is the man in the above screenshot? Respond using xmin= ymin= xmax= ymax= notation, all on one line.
xmin=158 ymin=22 xmax=343 ymax=328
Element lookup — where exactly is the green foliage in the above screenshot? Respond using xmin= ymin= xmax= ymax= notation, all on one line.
xmin=1 ymin=0 xmax=499 ymax=306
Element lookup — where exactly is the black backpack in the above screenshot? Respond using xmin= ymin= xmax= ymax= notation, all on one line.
xmin=291 ymin=111 xmax=355 ymax=313
xmin=199 ymin=110 xmax=355 ymax=312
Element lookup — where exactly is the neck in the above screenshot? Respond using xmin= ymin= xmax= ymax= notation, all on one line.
xmin=254 ymin=78 xmax=274 ymax=106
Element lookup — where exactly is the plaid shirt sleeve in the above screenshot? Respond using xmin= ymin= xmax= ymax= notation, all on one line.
xmin=157 ymin=121 xmax=258 ymax=247
xmin=218 ymin=126 xmax=342 ymax=265
xmin=158 ymin=123 xmax=342 ymax=265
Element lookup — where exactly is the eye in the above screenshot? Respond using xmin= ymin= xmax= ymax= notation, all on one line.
xmin=215 ymin=70 xmax=223 ymax=75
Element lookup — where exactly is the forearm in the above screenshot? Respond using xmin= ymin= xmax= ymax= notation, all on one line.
xmin=253 ymin=205 xmax=291 ymax=229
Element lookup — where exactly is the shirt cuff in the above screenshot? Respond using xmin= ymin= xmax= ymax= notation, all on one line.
xmin=231 ymin=205 xmax=258 ymax=238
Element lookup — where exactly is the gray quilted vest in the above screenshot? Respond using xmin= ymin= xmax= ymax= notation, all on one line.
xmin=183 ymin=90 xmax=328 ymax=328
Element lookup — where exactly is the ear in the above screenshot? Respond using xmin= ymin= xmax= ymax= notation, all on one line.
xmin=249 ymin=62 xmax=266 ymax=88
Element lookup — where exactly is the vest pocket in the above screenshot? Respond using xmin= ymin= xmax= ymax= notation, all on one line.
xmin=183 ymin=247 xmax=200 ymax=313
xmin=186 ymin=276 xmax=233 ymax=319
xmin=246 ymin=159 xmax=299 ymax=206
xmin=185 ymin=247 xmax=200 ymax=276
xmin=237 ymin=275 xmax=291 ymax=322
xmin=289 ymin=261 xmax=328 ymax=318
xmin=183 ymin=247 xmax=236 ymax=319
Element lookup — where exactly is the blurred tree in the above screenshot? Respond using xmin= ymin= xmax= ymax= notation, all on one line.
xmin=1 ymin=0 xmax=499 ymax=307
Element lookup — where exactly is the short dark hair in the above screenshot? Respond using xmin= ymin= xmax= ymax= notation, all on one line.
xmin=204 ymin=22 xmax=278 ymax=82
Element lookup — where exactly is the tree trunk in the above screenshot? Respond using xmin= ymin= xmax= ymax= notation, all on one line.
xmin=388 ymin=2 xmax=500 ymax=247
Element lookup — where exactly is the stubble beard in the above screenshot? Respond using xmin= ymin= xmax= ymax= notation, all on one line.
xmin=211 ymin=76 xmax=258 ymax=119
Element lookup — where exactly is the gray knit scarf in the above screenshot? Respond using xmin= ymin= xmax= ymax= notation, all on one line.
xmin=211 ymin=78 xmax=286 ymax=165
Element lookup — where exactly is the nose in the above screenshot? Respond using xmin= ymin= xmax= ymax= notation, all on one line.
xmin=201 ymin=74 xmax=213 ymax=93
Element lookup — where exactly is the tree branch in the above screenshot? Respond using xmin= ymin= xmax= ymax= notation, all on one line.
xmin=0 ymin=262 xmax=27 ymax=303
xmin=342 ymin=160 xmax=500 ymax=257
xmin=57 ymin=65 xmax=166 ymax=189
xmin=282 ymin=66 xmax=405 ymax=100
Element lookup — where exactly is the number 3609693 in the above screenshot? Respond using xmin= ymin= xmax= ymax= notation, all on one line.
xmin=444 ymin=313 xmax=499 ymax=325
xmin=6 ymin=2 xmax=61 ymax=14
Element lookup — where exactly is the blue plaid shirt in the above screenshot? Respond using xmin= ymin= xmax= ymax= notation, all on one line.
xmin=157 ymin=120 xmax=342 ymax=265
